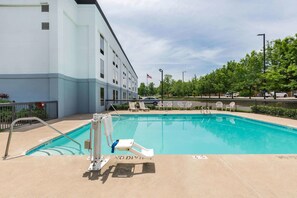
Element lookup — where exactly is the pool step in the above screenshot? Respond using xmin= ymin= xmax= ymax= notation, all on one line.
xmin=30 ymin=146 xmax=81 ymax=156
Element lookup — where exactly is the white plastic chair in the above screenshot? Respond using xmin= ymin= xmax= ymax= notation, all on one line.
xmin=102 ymin=115 xmax=154 ymax=158
xmin=225 ymin=102 xmax=235 ymax=112
xmin=177 ymin=101 xmax=184 ymax=109
xmin=185 ymin=102 xmax=192 ymax=109
xmin=215 ymin=101 xmax=224 ymax=110
xmin=164 ymin=101 xmax=173 ymax=110
xmin=156 ymin=101 xmax=163 ymax=109
xmin=128 ymin=102 xmax=138 ymax=112
xmin=139 ymin=101 xmax=150 ymax=111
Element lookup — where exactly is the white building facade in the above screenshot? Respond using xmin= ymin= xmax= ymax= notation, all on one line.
xmin=0 ymin=0 xmax=138 ymax=117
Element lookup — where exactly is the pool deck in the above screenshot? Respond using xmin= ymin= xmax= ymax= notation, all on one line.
xmin=1 ymin=111 xmax=297 ymax=197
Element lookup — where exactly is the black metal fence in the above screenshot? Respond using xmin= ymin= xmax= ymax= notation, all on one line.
xmin=0 ymin=101 xmax=58 ymax=131
xmin=105 ymin=98 xmax=297 ymax=111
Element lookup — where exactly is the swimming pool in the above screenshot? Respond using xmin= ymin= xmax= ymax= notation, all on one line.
xmin=27 ymin=114 xmax=297 ymax=156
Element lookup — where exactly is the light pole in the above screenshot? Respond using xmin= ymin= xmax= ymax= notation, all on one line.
xmin=159 ymin=69 xmax=164 ymax=105
xmin=182 ymin=71 xmax=186 ymax=82
xmin=257 ymin=33 xmax=266 ymax=99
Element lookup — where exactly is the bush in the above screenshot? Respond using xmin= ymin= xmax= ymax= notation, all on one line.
xmin=0 ymin=99 xmax=10 ymax=103
xmin=251 ymin=105 xmax=297 ymax=119
xmin=109 ymin=104 xmax=129 ymax=111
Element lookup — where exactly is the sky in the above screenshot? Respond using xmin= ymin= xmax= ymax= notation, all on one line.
xmin=97 ymin=0 xmax=297 ymax=86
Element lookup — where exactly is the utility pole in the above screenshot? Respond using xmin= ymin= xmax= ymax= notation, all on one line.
xmin=257 ymin=33 xmax=266 ymax=99
xmin=159 ymin=69 xmax=164 ymax=104
xmin=182 ymin=71 xmax=186 ymax=82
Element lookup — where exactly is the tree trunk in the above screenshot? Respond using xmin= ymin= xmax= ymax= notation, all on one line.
xmin=249 ymin=86 xmax=252 ymax=99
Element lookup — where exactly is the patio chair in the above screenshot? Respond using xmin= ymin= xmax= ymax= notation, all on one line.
xmin=128 ymin=102 xmax=138 ymax=112
xmin=177 ymin=101 xmax=184 ymax=109
xmin=225 ymin=102 xmax=235 ymax=112
xmin=139 ymin=101 xmax=150 ymax=111
xmin=185 ymin=101 xmax=192 ymax=109
xmin=201 ymin=106 xmax=210 ymax=114
xmin=156 ymin=101 xmax=163 ymax=110
xmin=165 ymin=101 xmax=173 ymax=110
xmin=215 ymin=101 xmax=224 ymax=110
xmin=102 ymin=115 xmax=154 ymax=158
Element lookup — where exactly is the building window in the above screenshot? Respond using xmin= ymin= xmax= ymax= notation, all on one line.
xmin=100 ymin=59 xmax=104 ymax=79
xmin=41 ymin=4 xmax=49 ymax=12
xmin=113 ymin=69 xmax=116 ymax=83
xmin=112 ymin=90 xmax=116 ymax=101
xmin=116 ymin=55 xmax=119 ymax=68
xmin=115 ymin=71 xmax=118 ymax=84
xmin=100 ymin=87 xmax=104 ymax=106
xmin=41 ymin=22 xmax=49 ymax=30
xmin=116 ymin=90 xmax=119 ymax=100
xmin=123 ymin=92 xmax=127 ymax=100
xmin=100 ymin=34 xmax=104 ymax=55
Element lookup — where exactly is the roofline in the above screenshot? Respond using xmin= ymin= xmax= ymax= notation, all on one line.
xmin=74 ymin=0 xmax=138 ymax=78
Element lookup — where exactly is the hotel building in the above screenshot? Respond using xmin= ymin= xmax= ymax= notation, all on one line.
xmin=0 ymin=0 xmax=138 ymax=117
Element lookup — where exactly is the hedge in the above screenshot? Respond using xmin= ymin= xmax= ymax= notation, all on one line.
xmin=251 ymin=105 xmax=297 ymax=119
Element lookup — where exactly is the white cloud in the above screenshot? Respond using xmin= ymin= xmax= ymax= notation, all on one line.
xmin=97 ymin=0 xmax=297 ymax=85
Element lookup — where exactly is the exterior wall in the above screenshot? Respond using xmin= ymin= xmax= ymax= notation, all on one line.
xmin=0 ymin=0 xmax=138 ymax=117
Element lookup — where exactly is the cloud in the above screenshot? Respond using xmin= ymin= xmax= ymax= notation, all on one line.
xmin=97 ymin=0 xmax=297 ymax=85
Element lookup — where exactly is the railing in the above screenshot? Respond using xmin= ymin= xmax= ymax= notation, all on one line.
xmin=0 ymin=101 xmax=58 ymax=131
xmin=3 ymin=117 xmax=81 ymax=159
xmin=110 ymin=103 xmax=120 ymax=116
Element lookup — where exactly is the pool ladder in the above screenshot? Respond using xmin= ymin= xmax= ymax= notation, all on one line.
xmin=3 ymin=117 xmax=82 ymax=159
xmin=110 ymin=103 xmax=120 ymax=117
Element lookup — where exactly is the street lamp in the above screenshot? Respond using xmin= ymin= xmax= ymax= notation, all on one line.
xmin=257 ymin=33 xmax=266 ymax=99
xmin=182 ymin=71 xmax=186 ymax=82
xmin=159 ymin=69 xmax=164 ymax=105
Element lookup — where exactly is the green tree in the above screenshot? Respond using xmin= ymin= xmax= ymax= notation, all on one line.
xmin=138 ymin=83 xmax=147 ymax=96
xmin=147 ymin=82 xmax=157 ymax=96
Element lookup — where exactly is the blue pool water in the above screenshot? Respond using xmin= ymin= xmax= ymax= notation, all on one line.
xmin=27 ymin=114 xmax=297 ymax=156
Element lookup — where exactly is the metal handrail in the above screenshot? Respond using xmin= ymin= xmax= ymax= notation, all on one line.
xmin=110 ymin=103 xmax=120 ymax=116
xmin=3 ymin=117 xmax=82 ymax=159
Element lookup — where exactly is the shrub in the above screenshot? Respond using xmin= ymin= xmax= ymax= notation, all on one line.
xmin=251 ymin=105 xmax=297 ymax=119
xmin=0 ymin=99 xmax=10 ymax=103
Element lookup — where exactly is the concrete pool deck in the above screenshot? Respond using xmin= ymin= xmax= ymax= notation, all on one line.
xmin=1 ymin=111 xmax=297 ymax=197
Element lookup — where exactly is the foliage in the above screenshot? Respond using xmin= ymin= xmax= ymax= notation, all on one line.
xmin=251 ymin=105 xmax=297 ymax=119
xmin=0 ymin=107 xmax=48 ymax=121
xmin=0 ymin=99 xmax=10 ymax=103
xmin=137 ymin=34 xmax=297 ymax=99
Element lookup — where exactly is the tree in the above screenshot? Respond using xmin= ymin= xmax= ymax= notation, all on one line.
xmin=138 ymin=83 xmax=147 ymax=96
xmin=147 ymin=82 xmax=157 ymax=96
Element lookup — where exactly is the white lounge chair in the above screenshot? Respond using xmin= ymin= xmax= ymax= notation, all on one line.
xmin=128 ymin=102 xmax=138 ymax=112
xmin=225 ymin=102 xmax=235 ymax=112
xmin=139 ymin=101 xmax=149 ymax=111
xmin=215 ymin=101 xmax=224 ymax=110
xmin=102 ymin=115 xmax=154 ymax=158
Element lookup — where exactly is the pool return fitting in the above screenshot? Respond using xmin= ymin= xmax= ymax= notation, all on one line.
xmin=86 ymin=113 xmax=154 ymax=171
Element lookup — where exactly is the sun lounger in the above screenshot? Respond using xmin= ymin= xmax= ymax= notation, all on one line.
xmin=139 ymin=101 xmax=150 ymax=111
xmin=128 ymin=102 xmax=138 ymax=112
